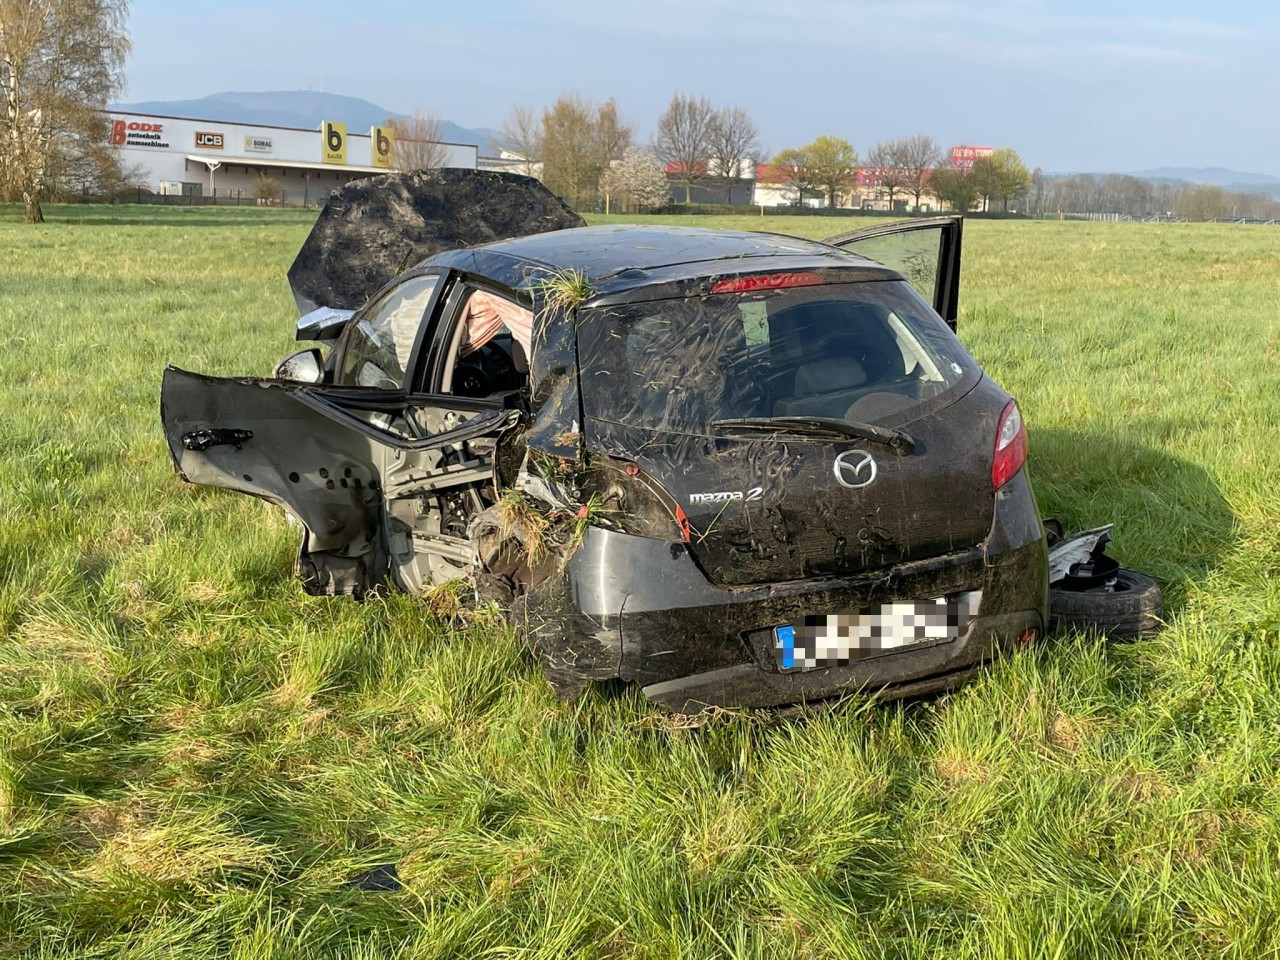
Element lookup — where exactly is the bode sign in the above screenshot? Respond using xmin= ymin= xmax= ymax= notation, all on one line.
xmin=109 ymin=119 xmax=170 ymax=149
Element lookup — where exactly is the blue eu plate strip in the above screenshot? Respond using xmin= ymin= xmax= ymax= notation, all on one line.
xmin=775 ymin=625 xmax=795 ymax=669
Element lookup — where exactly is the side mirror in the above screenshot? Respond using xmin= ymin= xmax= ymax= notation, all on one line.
xmin=274 ymin=348 xmax=325 ymax=383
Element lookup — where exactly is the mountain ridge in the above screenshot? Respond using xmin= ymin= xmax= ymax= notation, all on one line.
xmin=1126 ymin=166 xmax=1280 ymax=187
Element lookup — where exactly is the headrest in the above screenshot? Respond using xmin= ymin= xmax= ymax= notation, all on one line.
xmin=845 ymin=391 xmax=912 ymax=424
xmin=794 ymin=358 xmax=867 ymax=395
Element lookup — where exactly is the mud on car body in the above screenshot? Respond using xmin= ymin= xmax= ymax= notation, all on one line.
xmin=162 ymin=169 xmax=1047 ymax=713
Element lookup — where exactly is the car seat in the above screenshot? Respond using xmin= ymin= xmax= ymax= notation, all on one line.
xmin=772 ymin=357 xmax=868 ymax=418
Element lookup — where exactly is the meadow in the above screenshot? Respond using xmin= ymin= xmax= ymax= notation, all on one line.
xmin=1 ymin=202 xmax=1279 ymax=958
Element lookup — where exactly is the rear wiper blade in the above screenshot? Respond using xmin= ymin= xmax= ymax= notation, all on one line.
xmin=711 ymin=416 xmax=915 ymax=453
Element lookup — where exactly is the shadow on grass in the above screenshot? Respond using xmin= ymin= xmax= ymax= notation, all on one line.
xmin=1028 ymin=426 xmax=1234 ymax=617
xmin=231 ymin=549 xmax=303 ymax=600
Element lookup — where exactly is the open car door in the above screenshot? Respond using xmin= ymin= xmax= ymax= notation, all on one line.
xmin=161 ymin=368 xmax=520 ymax=598
xmin=824 ymin=216 xmax=963 ymax=329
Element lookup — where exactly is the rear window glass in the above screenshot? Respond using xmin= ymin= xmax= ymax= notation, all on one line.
xmin=578 ymin=280 xmax=979 ymax=434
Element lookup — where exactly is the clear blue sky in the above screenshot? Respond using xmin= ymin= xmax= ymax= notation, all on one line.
xmin=125 ymin=0 xmax=1279 ymax=174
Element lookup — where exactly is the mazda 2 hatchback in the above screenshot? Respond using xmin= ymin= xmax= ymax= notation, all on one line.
xmin=162 ymin=170 xmax=1046 ymax=713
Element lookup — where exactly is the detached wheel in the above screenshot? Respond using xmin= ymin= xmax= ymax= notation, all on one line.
xmin=1050 ymin=569 xmax=1163 ymax=639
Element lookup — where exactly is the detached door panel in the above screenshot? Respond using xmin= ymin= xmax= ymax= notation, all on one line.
xmin=825 ymin=216 xmax=963 ymax=328
xmin=161 ymin=367 xmax=518 ymax=598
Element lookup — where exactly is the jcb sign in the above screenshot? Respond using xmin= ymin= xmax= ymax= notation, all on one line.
xmin=322 ymin=120 xmax=347 ymax=165
xmin=194 ymin=131 xmax=225 ymax=149
xmin=371 ymin=125 xmax=395 ymax=169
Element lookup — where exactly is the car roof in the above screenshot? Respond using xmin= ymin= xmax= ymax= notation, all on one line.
xmin=423 ymin=224 xmax=902 ymax=303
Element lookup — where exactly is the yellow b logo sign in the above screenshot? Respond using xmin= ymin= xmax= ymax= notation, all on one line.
xmin=371 ymin=126 xmax=395 ymax=169
xmin=322 ymin=121 xmax=347 ymax=165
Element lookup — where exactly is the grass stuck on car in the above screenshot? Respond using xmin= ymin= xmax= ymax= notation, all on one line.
xmin=161 ymin=168 xmax=1050 ymax=713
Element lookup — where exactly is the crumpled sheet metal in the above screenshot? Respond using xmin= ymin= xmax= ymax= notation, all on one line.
xmin=1047 ymin=523 xmax=1114 ymax=584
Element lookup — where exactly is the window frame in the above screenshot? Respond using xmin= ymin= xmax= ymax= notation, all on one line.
xmin=824 ymin=215 xmax=964 ymax=329
xmin=332 ymin=267 xmax=451 ymax=392
xmin=414 ymin=278 xmax=532 ymax=396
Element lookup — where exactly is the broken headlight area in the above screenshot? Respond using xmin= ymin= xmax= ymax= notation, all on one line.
xmin=743 ymin=590 xmax=982 ymax=673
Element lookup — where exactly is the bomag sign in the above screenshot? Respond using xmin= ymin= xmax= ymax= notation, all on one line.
xmin=371 ymin=125 xmax=395 ymax=169
xmin=194 ymin=131 xmax=225 ymax=150
xmin=322 ymin=121 xmax=347 ymax=165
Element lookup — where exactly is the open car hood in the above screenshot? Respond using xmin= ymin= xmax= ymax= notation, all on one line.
xmin=287 ymin=168 xmax=586 ymax=314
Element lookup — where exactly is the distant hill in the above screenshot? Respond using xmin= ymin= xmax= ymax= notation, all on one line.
xmin=109 ymin=90 xmax=503 ymax=152
xmin=1128 ymin=166 xmax=1280 ymax=190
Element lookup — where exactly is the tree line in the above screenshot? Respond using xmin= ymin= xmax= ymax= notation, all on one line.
xmin=497 ymin=92 xmax=1046 ymax=215
xmin=1025 ymin=172 xmax=1280 ymax=221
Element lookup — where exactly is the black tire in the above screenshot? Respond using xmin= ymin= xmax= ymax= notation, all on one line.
xmin=1050 ymin=569 xmax=1163 ymax=640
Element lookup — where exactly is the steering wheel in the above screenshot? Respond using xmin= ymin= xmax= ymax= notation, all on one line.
xmin=453 ymin=355 xmax=491 ymax=397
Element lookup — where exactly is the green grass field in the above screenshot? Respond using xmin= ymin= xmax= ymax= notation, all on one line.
xmin=2 ymin=203 xmax=1279 ymax=958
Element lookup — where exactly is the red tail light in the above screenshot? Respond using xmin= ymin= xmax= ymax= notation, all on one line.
xmin=710 ymin=272 xmax=823 ymax=295
xmin=992 ymin=400 xmax=1027 ymax=491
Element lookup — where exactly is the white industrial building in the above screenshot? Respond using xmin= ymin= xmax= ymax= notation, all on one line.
xmin=104 ymin=110 xmax=478 ymax=205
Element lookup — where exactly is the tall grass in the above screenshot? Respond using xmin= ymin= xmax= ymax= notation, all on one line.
xmin=1 ymin=205 xmax=1278 ymax=958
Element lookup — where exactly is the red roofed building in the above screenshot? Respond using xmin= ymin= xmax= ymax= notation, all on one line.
xmin=754 ymin=161 xmax=946 ymax=212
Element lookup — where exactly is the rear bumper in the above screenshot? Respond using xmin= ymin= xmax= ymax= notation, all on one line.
xmin=538 ymin=468 xmax=1047 ymax=710
xmin=641 ymin=609 xmax=1041 ymax=713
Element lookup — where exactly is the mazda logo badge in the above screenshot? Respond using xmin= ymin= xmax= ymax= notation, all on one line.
xmin=834 ymin=450 xmax=877 ymax=489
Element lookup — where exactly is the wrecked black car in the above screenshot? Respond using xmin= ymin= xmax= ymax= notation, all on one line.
xmin=162 ymin=170 xmax=1047 ymax=713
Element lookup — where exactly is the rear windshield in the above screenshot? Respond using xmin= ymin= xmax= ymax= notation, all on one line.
xmin=577 ymin=279 xmax=981 ymax=434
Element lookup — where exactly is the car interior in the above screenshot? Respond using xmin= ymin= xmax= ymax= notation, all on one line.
xmin=441 ymin=289 xmax=533 ymax=402
xmin=614 ymin=296 xmax=952 ymax=428
xmin=763 ymin=300 xmax=938 ymax=421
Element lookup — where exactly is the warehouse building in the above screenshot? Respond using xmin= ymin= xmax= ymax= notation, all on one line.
xmin=104 ymin=110 xmax=478 ymax=205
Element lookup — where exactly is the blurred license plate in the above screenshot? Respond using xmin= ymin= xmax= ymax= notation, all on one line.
xmin=773 ymin=592 xmax=980 ymax=672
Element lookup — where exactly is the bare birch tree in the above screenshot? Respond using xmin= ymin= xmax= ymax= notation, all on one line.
xmin=499 ymin=103 xmax=542 ymax=175
xmin=707 ymin=106 xmax=759 ymax=203
xmin=1 ymin=0 xmax=131 ymax=222
xmin=653 ymin=93 xmax=714 ymax=203
xmin=898 ymin=134 xmax=942 ymax=211
xmin=865 ymin=139 xmax=910 ymax=211
xmin=388 ymin=109 xmax=447 ymax=171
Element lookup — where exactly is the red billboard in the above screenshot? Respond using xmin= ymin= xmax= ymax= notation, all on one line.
xmin=950 ymin=145 xmax=994 ymax=168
